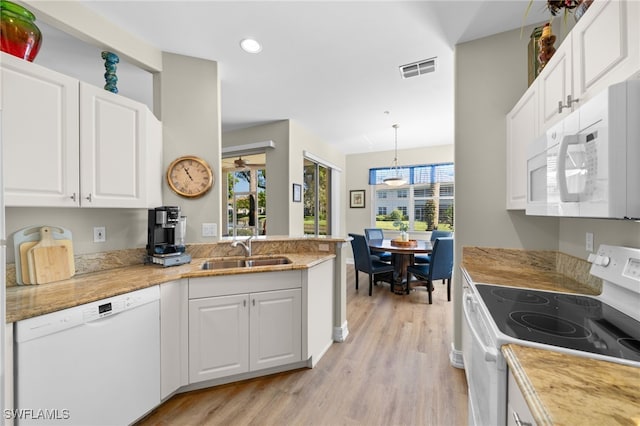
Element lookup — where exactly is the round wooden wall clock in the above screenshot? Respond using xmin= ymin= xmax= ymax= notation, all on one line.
xmin=167 ymin=155 xmax=214 ymax=198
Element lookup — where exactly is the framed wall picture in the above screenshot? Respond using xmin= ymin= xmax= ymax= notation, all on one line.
xmin=350 ymin=190 xmax=365 ymax=208
xmin=293 ymin=183 xmax=302 ymax=202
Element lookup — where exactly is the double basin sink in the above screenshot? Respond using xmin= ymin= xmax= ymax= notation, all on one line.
xmin=201 ymin=256 xmax=292 ymax=270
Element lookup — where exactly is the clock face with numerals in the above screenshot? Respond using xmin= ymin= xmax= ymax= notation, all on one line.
xmin=167 ymin=156 xmax=214 ymax=198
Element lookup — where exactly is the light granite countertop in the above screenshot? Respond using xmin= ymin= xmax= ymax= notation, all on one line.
xmin=6 ymin=253 xmax=335 ymax=323
xmin=503 ymin=344 xmax=640 ymax=426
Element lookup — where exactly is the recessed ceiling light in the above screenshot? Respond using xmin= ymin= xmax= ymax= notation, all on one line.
xmin=240 ymin=38 xmax=262 ymax=54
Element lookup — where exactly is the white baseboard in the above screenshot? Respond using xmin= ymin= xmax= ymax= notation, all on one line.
xmin=333 ymin=321 xmax=349 ymax=342
xmin=449 ymin=342 xmax=464 ymax=369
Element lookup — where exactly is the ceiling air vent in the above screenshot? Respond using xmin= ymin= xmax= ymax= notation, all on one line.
xmin=399 ymin=57 xmax=436 ymax=79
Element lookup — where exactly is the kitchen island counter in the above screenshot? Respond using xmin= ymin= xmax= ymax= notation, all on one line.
xmin=503 ymin=344 xmax=640 ymax=426
xmin=6 ymin=252 xmax=335 ymax=323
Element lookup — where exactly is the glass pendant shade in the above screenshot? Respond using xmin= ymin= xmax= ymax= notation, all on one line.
xmin=384 ymin=124 xmax=407 ymax=186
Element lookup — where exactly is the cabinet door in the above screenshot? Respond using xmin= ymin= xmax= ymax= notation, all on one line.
xmin=538 ymin=36 xmax=574 ymax=130
xmin=1 ymin=53 xmax=80 ymax=207
xmin=507 ymin=369 xmax=536 ymax=426
xmin=189 ymin=294 xmax=249 ymax=383
xmin=79 ymin=82 xmax=147 ymax=208
xmin=250 ymin=288 xmax=302 ymax=371
xmin=572 ymin=0 xmax=640 ymax=103
xmin=160 ymin=280 xmax=188 ymax=399
xmin=506 ymin=84 xmax=538 ymax=210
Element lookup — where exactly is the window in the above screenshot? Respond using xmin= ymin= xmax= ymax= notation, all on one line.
xmin=226 ymin=169 xmax=266 ymax=237
xmin=369 ymin=163 xmax=454 ymax=231
xmin=304 ymin=158 xmax=331 ymax=235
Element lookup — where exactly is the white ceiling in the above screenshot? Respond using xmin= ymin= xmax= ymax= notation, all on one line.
xmin=71 ymin=0 xmax=550 ymax=155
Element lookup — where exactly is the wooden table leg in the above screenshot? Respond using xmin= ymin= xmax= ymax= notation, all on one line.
xmin=391 ymin=253 xmax=414 ymax=295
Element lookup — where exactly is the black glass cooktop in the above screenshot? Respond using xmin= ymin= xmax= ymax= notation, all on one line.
xmin=476 ymin=284 xmax=640 ymax=362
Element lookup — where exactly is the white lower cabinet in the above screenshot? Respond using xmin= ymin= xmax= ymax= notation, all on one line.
xmin=250 ymin=289 xmax=302 ymax=371
xmin=189 ymin=293 xmax=250 ymax=382
xmin=507 ymin=368 xmax=536 ymax=426
xmin=188 ymin=271 xmax=303 ymax=384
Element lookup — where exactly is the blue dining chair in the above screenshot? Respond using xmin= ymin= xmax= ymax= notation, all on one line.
xmin=414 ymin=230 xmax=453 ymax=264
xmin=349 ymin=233 xmax=394 ymax=296
xmin=406 ymin=237 xmax=454 ymax=303
xmin=364 ymin=228 xmax=392 ymax=262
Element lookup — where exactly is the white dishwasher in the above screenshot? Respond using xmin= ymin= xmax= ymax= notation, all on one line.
xmin=14 ymin=286 xmax=160 ymax=426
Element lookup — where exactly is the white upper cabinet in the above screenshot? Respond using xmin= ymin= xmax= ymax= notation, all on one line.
xmin=2 ymin=53 xmax=80 ymax=207
xmin=572 ymin=0 xmax=640 ymax=103
xmin=506 ymin=84 xmax=538 ymax=210
xmin=506 ymin=0 xmax=639 ymax=210
xmin=1 ymin=53 xmax=162 ymax=208
xmin=79 ymin=82 xmax=147 ymax=208
xmin=537 ymin=35 xmax=574 ymax=130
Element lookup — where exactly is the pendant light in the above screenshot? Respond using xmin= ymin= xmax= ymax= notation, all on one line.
xmin=383 ymin=124 xmax=407 ymax=186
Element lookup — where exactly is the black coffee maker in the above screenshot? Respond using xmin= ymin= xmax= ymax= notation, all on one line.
xmin=146 ymin=206 xmax=191 ymax=266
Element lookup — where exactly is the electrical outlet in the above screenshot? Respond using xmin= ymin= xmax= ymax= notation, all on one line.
xmin=93 ymin=226 xmax=106 ymax=243
xmin=586 ymin=232 xmax=594 ymax=252
xmin=318 ymin=243 xmax=330 ymax=252
xmin=202 ymin=223 xmax=217 ymax=237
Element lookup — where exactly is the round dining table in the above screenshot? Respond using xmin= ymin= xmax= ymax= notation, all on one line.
xmin=367 ymin=238 xmax=433 ymax=294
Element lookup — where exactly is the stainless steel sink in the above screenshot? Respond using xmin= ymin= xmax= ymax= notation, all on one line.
xmin=201 ymin=256 xmax=291 ymax=270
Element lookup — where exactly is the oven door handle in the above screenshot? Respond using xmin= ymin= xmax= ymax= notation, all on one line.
xmin=463 ymin=294 xmax=499 ymax=363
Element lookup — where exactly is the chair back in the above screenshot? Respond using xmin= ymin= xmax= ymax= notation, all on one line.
xmin=430 ymin=230 xmax=453 ymax=241
xmin=364 ymin=228 xmax=384 ymax=241
xmin=348 ymin=233 xmax=373 ymax=273
xmin=429 ymin=237 xmax=454 ymax=281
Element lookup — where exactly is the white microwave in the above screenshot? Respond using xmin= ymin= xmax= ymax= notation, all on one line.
xmin=526 ymin=80 xmax=640 ymax=219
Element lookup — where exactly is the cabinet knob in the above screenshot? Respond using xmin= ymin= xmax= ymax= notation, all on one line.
xmin=86 ymin=193 xmax=92 ymax=202
xmin=70 ymin=193 xmax=77 ymax=202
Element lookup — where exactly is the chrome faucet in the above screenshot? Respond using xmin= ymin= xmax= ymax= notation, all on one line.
xmin=231 ymin=236 xmax=254 ymax=257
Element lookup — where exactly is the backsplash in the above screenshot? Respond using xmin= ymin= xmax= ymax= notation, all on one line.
xmin=462 ymin=247 xmax=602 ymax=293
xmin=5 ymin=238 xmax=340 ymax=286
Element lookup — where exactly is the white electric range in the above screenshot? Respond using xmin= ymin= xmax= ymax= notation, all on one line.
xmin=461 ymin=244 xmax=640 ymax=426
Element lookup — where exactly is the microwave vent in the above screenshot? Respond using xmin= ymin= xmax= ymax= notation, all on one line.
xmin=399 ymin=57 xmax=436 ymax=79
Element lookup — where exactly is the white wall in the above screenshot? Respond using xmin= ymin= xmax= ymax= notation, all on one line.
xmin=156 ymin=53 xmax=222 ymax=243
xmin=345 ymin=145 xmax=454 ymax=237
xmin=223 ymin=120 xmax=346 ymax=237
xmin=223 ymin=121 xmax=291 ymax=236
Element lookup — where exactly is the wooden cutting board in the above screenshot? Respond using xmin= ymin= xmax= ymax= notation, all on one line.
xmin=19 ymin=239 xmax=74 ymax=284
xmin=13 ymin=225 xmax=75 ymax=285
xmin=26 ymin=227 xmax=75 ymax=284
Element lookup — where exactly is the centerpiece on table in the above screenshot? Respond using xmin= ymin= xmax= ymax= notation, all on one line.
xmin=391 ymin=220 xmax=417 ymax=247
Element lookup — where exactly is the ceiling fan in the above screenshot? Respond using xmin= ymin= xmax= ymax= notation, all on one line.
xmin=234 ymin=156 xmax=249 ymax=168
xmin=233 ymin=156 xmax=265 ymax=169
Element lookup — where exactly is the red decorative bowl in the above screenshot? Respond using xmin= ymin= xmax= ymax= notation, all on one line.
xmin=1 ymin=0 xmax=42 ymax=62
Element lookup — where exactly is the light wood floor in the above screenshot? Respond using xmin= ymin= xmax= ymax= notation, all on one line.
xmin=137 ymin=268 xmax=468 ymax=425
